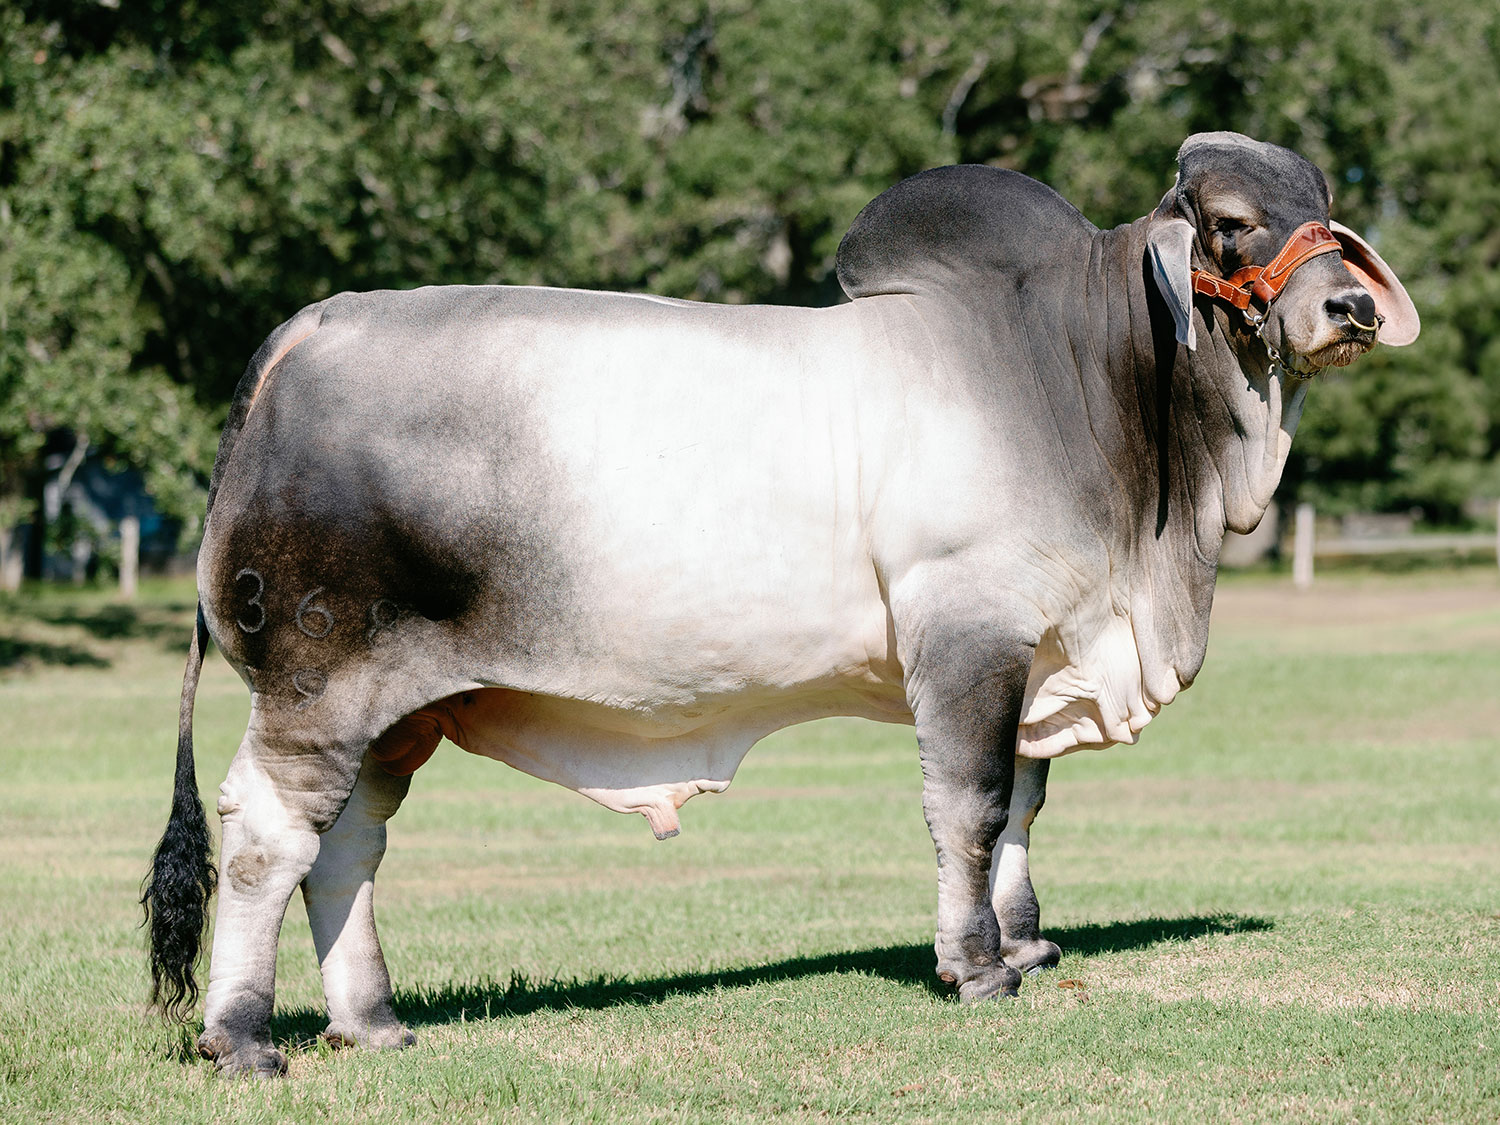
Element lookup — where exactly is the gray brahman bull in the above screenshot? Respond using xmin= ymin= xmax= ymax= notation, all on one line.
xmin=144 ymin=132 xmax=1417 ymax=1075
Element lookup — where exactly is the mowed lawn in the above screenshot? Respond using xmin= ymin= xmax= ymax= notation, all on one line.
xmin=1 ymin=569 xmax=1497 ymax=1123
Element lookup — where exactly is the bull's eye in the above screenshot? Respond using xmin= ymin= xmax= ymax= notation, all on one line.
xmin=1212 ymin=217 xmax=1255 ymax=262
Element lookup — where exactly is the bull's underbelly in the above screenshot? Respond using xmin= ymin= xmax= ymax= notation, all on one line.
xmin=369 ymin=676 xmax=912 ymax=839
xmin=365 ymin=603 xmax=1177 ymax=842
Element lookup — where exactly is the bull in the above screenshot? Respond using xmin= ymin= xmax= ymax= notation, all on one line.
xmin=143 ymin=132 xmax=1417 ymax=1075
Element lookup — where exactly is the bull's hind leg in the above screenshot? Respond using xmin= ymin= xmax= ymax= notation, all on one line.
xmin=198 ymin=734 xmax=360 ymax=1077
xmin=990 ymin=756 xmax=1062 ymax=973
xmin=302 ymin=756 xmax=413 ymax=1050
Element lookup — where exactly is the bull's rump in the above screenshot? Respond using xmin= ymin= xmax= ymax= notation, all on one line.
xmin=202 ymin=285 xmax=905 ymax=736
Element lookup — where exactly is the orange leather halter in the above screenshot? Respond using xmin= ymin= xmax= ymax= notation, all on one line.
xmin=1191 ymin=221 xmax=1342 ymax=323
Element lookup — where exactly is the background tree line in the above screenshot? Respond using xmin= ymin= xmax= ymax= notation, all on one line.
xmin=2 ymin=0 xmax=1497 ymax=575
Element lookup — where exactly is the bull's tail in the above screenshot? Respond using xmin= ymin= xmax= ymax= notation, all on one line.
xmin=139 ymin=301 xmax=325 ymax=1020
xmin=141 ymin=604 xmax=216 ymax=1021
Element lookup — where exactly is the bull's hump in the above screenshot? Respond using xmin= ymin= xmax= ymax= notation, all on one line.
xmin=835 ymin=165 xmax=1097 ymax=301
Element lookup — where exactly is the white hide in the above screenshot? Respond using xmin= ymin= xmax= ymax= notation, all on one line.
xmin=313 ymin=286 xmax=1215 ymax=832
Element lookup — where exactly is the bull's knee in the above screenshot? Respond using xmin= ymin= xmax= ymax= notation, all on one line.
xmin=200 ymin=741 xmax=357 ymax=1076
xmin=214 ymin=765 xmax=324 ymax=883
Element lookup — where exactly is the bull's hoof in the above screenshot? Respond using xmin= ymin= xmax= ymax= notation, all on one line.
xmin=1006 ymin=938 xmax=1063 ymax=976
xmin=323 ymin=1021 xmax=417 ymax=1050
xmin=197 ymin=1031 xmax=287 ymax=1078
xmin=941 ymin=961 xmax=1022 ymax=1002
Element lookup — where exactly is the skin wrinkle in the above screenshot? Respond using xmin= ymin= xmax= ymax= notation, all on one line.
xmin=1181 ymin=317 xmax=1248 ymax=558
xmin=1073 ymin=239 xmax=1143 ymax=551
xmin=1122 ymin=243 xmax=1212 ymax=576
xmin=1124 ymin=238 xmax=1175 ymax=542
xmin=1194 ymin=342 xmax=1243 ymax=531
xmin=1016 ymin=531 xmax=1091 ymax=603
xmin=1127 ymin=252 xmax=1180 ymax=595
xmin=1220 ymin=352 xmax=1269 ymax=505
xmin=1158 ymin=344 xmax=1218 ymax=572
xmin=1045 ymin=335 xmax=1110 ymax=527
xmin=1074 ymin=286 xmax=1128 ymax=600
xmin=1179 ymin=412 xmax=1225 ymax=572
xmin=1089 ymin=235 xmax=1144 ymax=478
xmin=1210 ymin=332 xmax=1284 ymax=529
xmin=1019 ymin=303 xmax=1121 ymax=573
xmin=1015 ymin=308 xmax=1089 ymax=493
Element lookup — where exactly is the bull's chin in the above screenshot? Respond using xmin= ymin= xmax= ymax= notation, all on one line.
xmin=1299 ymin=338 xmax=1372 ymax=372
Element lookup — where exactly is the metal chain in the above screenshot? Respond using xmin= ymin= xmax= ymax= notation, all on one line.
xmin=1242 ymin=305 xmax=1299 ymax=378
xmin=1252 ymin=316 xmax=1286 ymax=377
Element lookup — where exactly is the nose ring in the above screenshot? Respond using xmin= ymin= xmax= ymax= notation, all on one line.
xmin=1348 ymin=312 xmax=1379 ymax=332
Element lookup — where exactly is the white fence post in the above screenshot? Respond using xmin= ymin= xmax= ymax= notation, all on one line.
xmin=1293 ymin=502 xmax=1315 ymax=590
xmin=0 ymin=524 xmax=20 ymax=592
xmin=119 ymin=515 xmax=140 ymax=600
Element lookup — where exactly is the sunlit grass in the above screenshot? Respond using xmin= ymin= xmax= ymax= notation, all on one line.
xmin=1 ymin=571 xmax=1497 ymax=1122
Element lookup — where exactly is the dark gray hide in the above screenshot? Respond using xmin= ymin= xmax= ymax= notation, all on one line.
xmin=143 ymin=132 xmax=1416 ymax=1075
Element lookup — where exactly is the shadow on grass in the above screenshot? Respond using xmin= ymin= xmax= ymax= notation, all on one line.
xmin=0 ymin=633 xmax=110 ymax=670
xmin=264 ymin=912 xmax=1271 ymax=1047
xmin=26 ymin=602 xmax=191 ymax=644
xmin=0 ymin=598 xmax=196 ymax=670
xmin=1054 ymin=913 xmax=1271 ymax=956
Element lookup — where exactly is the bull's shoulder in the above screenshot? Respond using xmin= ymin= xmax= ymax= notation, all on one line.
xmin=836 ymin=165 xmax=1097 ymax=301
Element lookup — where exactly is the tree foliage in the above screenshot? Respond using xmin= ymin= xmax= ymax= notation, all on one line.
xmin=2 ymin=0 xmax=1495 ymax=539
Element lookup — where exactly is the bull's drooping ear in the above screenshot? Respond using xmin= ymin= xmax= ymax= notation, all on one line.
xmin=1147 ymin=217 xmax=1197 ymax=351
xmin=1329 ymin=220 xmax=1420 ymax=346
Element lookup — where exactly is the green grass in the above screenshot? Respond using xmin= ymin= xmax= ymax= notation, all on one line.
xmin=1 ymin=571 xmax=1498 ymax=1123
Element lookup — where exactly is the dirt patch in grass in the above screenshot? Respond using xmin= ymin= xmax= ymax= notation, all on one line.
xmin=1083 ymin=924 xmax=1500 ymax=1014
xmin=1212 ymin=574 xmax=1500 ymax=630
xmin=1382 ymin=697 xmax=1500 ymax=748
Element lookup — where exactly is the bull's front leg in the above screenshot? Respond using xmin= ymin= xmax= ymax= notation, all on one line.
xmin=991 ymin=755 xmax=1062 ymax=973
xmin=905 ymin=616 xmax=1035 ymax=1002
xmin=198 ymin=735 xmax=359 ymax=1077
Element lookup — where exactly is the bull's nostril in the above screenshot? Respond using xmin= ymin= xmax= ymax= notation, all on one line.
xmin=1326 ymin=290 xmax=1378 ymax=331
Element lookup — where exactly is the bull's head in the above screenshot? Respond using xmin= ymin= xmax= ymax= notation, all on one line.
xmin=1145 ymin=131 xmax=1419 ymax=372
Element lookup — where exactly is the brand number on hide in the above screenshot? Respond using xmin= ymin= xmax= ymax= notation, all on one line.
xmin=367 ymin=598 xmax=400 ymax=643
xmin=235 ymin=569 xmax=266 ymax=633
xmin=292 ymin=668 xmax=327 ymax=709
xmin=295 ymin=588 xmax=334 ymax=638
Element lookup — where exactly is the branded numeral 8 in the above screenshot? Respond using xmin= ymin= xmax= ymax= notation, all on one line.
xmin=367 ymin=598 xmax=400 ymax=643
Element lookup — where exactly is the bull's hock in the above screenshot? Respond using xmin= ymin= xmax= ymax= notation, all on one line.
xmin=140 ymin=132 xmax=1416 ymax=1075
